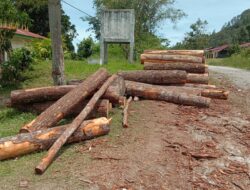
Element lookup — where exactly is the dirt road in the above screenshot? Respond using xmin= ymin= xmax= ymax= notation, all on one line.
xmin=209 ymin=66 xmax=250 ymax=90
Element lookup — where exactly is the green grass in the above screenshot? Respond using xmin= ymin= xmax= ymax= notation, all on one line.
xmin=207 ymin=54 xmax=250 ymax=70
xmin=0 ymin=57 xmax=141 ymax=188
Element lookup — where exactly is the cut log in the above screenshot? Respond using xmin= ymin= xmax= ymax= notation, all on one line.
xmin=187 ymin=73 xmax=209 ymax=84
xmin=141 ymin=54 xmax=203 ymax=64
xmin=0 ymin=118 xmax=110 ymax=161
xmin=35 ymin=74 xmax=118 ymax=174
xmin=118 ymin=70 xmax=187 ymax=85
xmin=143 ymin=50 xmax=204 ymax=57
xmin=201 ymin=89 xmax=229 ymax=100
xmin=123 ymin=97 xmax=133 ymax=128
xmin=20 ymin=68 xmax=109 ymax=133
xmin=125 ymin=80 xmax=210 ymax=107
xmin=144 ymin=62 xmax=207 ymax=74
xmin=12 ymin=99 xmax=111 ymax=118
xmin=103 ymin=76 xmax=126 ymax=104
xmin=184 ymin=83 xmax=216 ymax=89
xmin=67 ymin=79 xmax=83 ymax=85
xmin=11 ymin=77 xmax=125 ymax=106
xmin=10 ymin=85 xmax=76 ymax=105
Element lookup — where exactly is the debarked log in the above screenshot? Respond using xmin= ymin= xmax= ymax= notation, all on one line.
xmin=187 ymin=73 xmax=209 ymax=84
xmin=0 ymin=118 xmax=110 ymax=161
xmin=125 ymin=81 xmax=210 ymax=107
xmin=118 ymin=70 xmax=187 ymax=85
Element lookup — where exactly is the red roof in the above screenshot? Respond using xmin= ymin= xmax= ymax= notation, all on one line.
xmin=240 ymin=42 xmax=250 ymax=48
xmin=15 ymin=29 xmax=45 ymax=39
xmin=209 ymin=44 xmax=229 ymax=52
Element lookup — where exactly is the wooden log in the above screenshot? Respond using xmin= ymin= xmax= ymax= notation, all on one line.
xmin=184 ymin=83 xmax=216 ymax=89
xmin=143 ymin=50 xmax=204 ymax=57
xmin=141 ymin=54 xmax=203 ymax=64
xmin=0 ymin=118 xmax=110 ymax=161
xmin=12 ymin=99 xmax=111 ymax=118
xmin=144 ymin=62 xmax=207 ymax=74
xmin=187 ymin=73 xmax=209 ymax=84
xmin=35 ymin=75 xmax=118 ymax=174
xmin=10 ymin=85 xmax=76 ymax=105
xmin=201 ymin=89 xmax=229 ymax=100
xmin=11 ymin=77 xmax=125 ymax=106
xmin=123 ymin=97 xmax=133 ymax=128
xmin=125 ymin=80 xmax=210 ymax=107
xmin=118 ymin=70 xmax=187 ymax=85
xmin=20 ymin=68 xmax=109 ymax=133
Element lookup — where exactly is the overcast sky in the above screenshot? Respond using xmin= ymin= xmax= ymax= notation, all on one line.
xmin=62 ymin=0 xmax=250 ymax=48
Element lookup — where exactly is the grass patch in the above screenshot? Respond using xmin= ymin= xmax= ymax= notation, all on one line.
xmin=207 ymin=54 xmax=250 ymax=70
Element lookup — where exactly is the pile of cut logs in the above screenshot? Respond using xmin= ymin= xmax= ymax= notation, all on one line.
xmin=0 ymin=50 xmax=229 ymax=175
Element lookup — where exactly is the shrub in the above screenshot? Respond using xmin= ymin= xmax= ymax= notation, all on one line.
xmin=77 ymin=37 xmax=94 ymax=59
xmin=0 ymin=47 xmax=34 ymax=84
xmin=29 ymin=38 xmax=52 ymax=60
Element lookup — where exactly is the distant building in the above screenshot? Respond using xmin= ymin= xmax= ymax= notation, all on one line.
xmin=3 ymin=29 xmax=45 ymax=61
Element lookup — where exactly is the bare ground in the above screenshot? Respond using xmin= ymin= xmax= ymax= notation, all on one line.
xmin=1 ymin=66 xmax=250 ymax=190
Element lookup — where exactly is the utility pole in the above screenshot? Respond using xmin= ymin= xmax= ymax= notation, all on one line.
xmin=48 ymin=0 xmax=65 ymax=85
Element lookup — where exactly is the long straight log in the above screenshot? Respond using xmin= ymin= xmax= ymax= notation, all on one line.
xmin=144 ymin=62 xmax=207 ymax=74
xmin=10 ymin=85 xmax=76 ymax=105
xmin=123 ymin=97 xmax=132 ymax=128
xmin=141 ymin=54 xmax=203 ymax=64
xmin=144 ymin=50 xmax=204 ymax=57
xmin=183 ymin=83 xmax=216 ymax=89
xmin=187 ymin=73 xmax=209 ymax=84
xmin=35 ymin=75 xmax=118 ymax=174
xmin=201 ymin=89 xmax=229 ymax=100
xmin=118 ymin=70 xmax=187 ymax=85
xmin=0 ymin=118 xmax=110 ymax=161
xmin=11 ymin=77 xmax=125 ymax=106
xmin=20 ymin=68 xmax=109 ymax=133
xmin=125 ymin=81 xmax=210 ymax=107
xmin=12 ymin=99 xmax=111 ymax=118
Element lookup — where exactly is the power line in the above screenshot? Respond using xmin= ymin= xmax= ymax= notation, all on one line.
xmin=61 ymin=0 xmax=93 ymax=17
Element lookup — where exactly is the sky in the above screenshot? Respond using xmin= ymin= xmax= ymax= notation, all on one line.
xmin=61 ymin=0 xmax=250 ymax=48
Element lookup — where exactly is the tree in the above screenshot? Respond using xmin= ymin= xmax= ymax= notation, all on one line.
xmin=77 ymin=37 xmax=94 ymax=59
xmin=13 ymin=0 xmax=77 ymax=53
xmin=173 ymin=19 xmax=209 ymax=50
xmin=83 ymin=0 xmax=185 ymax=55
xmin=48 ymin=0 xmax=64 ymax=85
xmin=0 ymin=0 xmax=30 ymax=64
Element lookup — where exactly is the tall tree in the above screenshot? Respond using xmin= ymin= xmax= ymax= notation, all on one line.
xmin=48 ymin=0 xmax=65 ymax=85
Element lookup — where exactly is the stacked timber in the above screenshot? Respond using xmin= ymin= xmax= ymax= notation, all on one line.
xmin=141 ymin=50 xmax=209 ymax=85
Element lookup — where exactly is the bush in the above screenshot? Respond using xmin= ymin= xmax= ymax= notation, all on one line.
xmin=77 ymin=37 xmax=94 ymax=59
xmin=0 ymin=47 xmax=34 ymax=84
xmin=29 ymin=38 xmax=52 ymax=60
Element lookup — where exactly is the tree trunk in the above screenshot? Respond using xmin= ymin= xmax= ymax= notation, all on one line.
xmin=10 ymin=85 xmax=76 ymax=105
xmin=183 ymin=83 xmax=216 ymax=89
xmin=48 ymin=0 xmax=65 ymax=85
xmin=123 ymin=97 xmax=132 ymax=128
xmin=20 ymin=68 xmax=109 ymax=133
xmin=35 ymin=75 xmax=118 ymax=174
xmin=0 ymin=118 xmax=110 ymax=161
xmin=143 ymin=50 xmax=204 ymax=57
xmin=187 ymin=73 xmax=209 ymax=84
xmin=144 ymin=62 xmax=207 ymax=74
xmin=141 ymin=54 xmax=203 ymax=64
xmin=12 ymin=99 xmax=111 ymax=118
xmin=125 ymin=80 xmax=210 ymax=107
xmin=11 ymin=77 xmax=125 ymax=105
xmin=118 ymin=70 xmax=187 ymax=85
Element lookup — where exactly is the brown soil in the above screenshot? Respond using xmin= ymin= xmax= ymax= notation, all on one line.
xmin=72 ymin=73 xmax=250 ymax=189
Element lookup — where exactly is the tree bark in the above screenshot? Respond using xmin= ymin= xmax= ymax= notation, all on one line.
xmin=143 ymin=50 xmax=204 ymax=57
xmin=48 ymin=0 xmax=65 ymax=85
xmin=0 ymin=118 xmax=110 ymax=161
xmin=125 ymin=80 xmax=210 ymax=107
xmin=183 ymin=83 xmax=216 ymax=89
xmin=118 ymin=70 xmax=187 ymax=85
xmin=141 ymin=54 xmax=203 ymax=64
xmin=11 ymin=77 xmax=125 ymax=105
xmin=144 ymin=62 xmax=207 ymax=74
xmin=201 ymin=89 xmax=229 ymax=100
xmin=10 ymin=85 xmax=76 ymax=105
xmin=20 ymin=68 xmax=109 ymax=133
xmin=35 ymin=75 xmax=118 ymax=174
xmin=187 ymin=73 xmax=209 ymax=84
xmin=123 ymin=97 xmax=133 ymax=128
xmin=12 ymin=99 xmax=111 ymax=118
